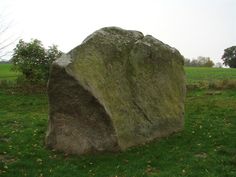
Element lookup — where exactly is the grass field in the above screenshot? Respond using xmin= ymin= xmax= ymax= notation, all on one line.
xmin=0 ymin=64 xmax=18 ymax=81
xmin=0 ymin=64 xmax=236 ymax=176
xmin=1 ymin=64 xmax=236 ymax=83
xmin=185 ymin=67 xmax=236 ymax=83
xmin=0 ymin=89 xmax=235 ymax=177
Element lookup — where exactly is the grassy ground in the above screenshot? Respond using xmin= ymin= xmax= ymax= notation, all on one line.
xmin=185 ymin=67 xmax=236 ymax=83
xmin=0 ymin=65 xmax=236 ymax=176
xmin=0 ymin=64 xmax=18 ymax=81
xmin=0 ymin=89 xmax=235 ymax=177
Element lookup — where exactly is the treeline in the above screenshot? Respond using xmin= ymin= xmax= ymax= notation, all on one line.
xmin=184 ymin=56 xmax=215 ymax=67
xmin=0 ymin=60 xmax=10 ymax=64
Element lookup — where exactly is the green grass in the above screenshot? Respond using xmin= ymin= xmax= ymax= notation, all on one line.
xmin=0 ymin=89 xmax=236 ymax=177
xmin=0 ymin=64 xmax=18 ymax=81
xmin=1 ymin=64 xmax=236 ymax=84
xmin=185 ymin=67 xmax=236 ymax=83
xmin=1 ymin=65 xmax=236 ymax=176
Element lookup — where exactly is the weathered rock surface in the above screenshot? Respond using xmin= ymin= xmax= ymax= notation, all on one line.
xmin=45 ymin=27 xmax=186 ymax=155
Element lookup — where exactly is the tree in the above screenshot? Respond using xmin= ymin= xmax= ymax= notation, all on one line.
xmin=11 ymin=39 xmax=62 ymax=83
xmin=197 ymin=56 xmax=214 ymax=67
xmin=0 ymin=14 xmax=18 ymax=60
xmin=214 ymin=62 xmax=223 ymax=68
xmin=184 ymin=58 xmax=191 ymax=66
xmin=221 ymin=46 xmax=236 ymax=68
xmin=184 ymin=56 xmax=214 ymax=67
xmin=191 ymin=59 xmax=200 ymax=67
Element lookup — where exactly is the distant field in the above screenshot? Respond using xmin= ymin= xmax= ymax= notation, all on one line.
xmin=0 ymin=64 xmax=18 ymax=81
xmin=185 ymin=67 xmax=236 ymax=83
xmin=1 ymin=64 xmax=236 ymax=83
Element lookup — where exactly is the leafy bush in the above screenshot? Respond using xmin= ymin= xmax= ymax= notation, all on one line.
xmin=11 ymin=39 xmax=62 ymax=84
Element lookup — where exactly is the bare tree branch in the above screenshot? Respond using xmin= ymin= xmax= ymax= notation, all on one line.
xmin=0 ymin=14 xmax=18 ymax=60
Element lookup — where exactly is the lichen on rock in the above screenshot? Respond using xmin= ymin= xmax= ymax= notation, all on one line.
xmin=45 ymin=27 xmax=186 ymax=155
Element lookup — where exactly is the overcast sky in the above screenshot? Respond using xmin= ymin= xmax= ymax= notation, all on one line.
xmin=1 ymin=0 xmax=235 ymax=63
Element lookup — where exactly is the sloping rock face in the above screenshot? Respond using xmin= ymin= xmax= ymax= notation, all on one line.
xmin=45 ymin=27 xmax=186 ymax=155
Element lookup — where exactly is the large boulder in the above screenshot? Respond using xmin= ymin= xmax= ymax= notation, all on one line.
xmin=45 ymin=27 xmax=186 ymax=155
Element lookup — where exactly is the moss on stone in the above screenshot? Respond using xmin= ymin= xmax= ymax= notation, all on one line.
xmin=46 ymin=27 xmax=186 ymax=154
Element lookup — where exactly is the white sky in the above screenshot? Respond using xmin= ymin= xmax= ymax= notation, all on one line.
xmin=1 ymin=0 xmax=235 ymax=63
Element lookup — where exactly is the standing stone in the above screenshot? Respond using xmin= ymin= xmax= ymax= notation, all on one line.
xmin=45 ymin=27 xmax=186 ymax=155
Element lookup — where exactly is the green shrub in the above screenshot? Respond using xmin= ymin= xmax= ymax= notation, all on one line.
xmin=11 ymin=39 xmax=62 ymax=84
